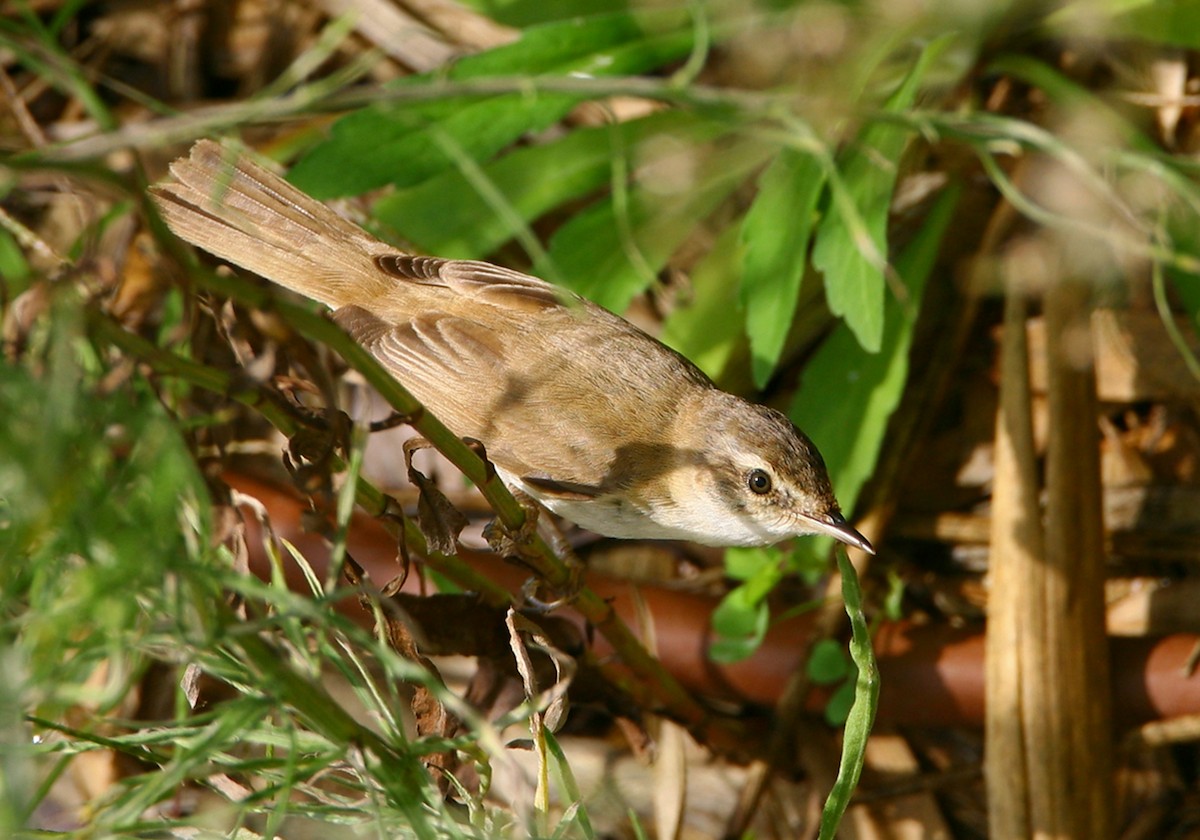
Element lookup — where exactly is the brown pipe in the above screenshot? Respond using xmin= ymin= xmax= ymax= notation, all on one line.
xmin=225 ymin=472 xmax=1200 ymax=729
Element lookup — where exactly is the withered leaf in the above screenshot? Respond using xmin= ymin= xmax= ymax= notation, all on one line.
xmin=404 ymin=438 xmax=468 ymax=555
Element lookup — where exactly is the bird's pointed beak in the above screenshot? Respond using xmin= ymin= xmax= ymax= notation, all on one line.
xmin=801 ymin=512 xmax=875 ymax=555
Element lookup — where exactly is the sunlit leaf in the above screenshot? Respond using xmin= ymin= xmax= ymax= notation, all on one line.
xmin=546 ymin=139 xmax=771 ymax=312
xmin=792 ymin=183 xmax=961 ymax=567
xmin=812 ymin=34 xmax=953 ymax=352
xmin=290 ymin=13 xmax=694 ymax=197
xmin=375 ymin=111 xmax=728 ymax=258
xmin=457 ymin=0 xmax=631 ymax=28
xmin=739 ymin=147 xmax=826 ymax=387
xmin=1046 ymin=0 xmax=1200 ymax=50
xmin=709 ymin=584 xmax=773 ymax=664
xmin=710 ymin=547 xmax=782 ymax=663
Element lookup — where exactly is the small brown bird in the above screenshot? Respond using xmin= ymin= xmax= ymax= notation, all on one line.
xmin=152 ymin=140 xmax=872 ymax=552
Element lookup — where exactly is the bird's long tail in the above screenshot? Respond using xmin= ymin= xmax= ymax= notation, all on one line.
xmin=151 ymin=139 xmax=393 ymax=309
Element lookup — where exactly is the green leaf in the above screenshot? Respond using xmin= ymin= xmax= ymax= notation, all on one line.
xmin=0 ymin=297 xmax=209 ymax=697
xmin=1170 ymin=263 xmax=1200 ymax=329
xmin=791 ymin=182 xmax=960 ymax=567
xmin=291 ymin=93 xmax=577 ymax=198
xmin=817 ymin=550 xmax=879 ymax=839
xmin=457 ymin=0 xmax=633 ymax=28
xmin=824 ymin=675 xmax=857 ymax=727
xmin=660 ymin=223 xmax=745 ymax=381
xmin=545 ymin=731 xmax=596 ymax=839
xmin=545 ymin=138 xmax=771 ymax=312
xmin=883 ymin=568 xmax=906 ymax=621
xmin=807 ymin=638 xmax=851 ymax=685
xmin=709 ymin=549 xmax=784 ymax=663
xmin=709 ymin=588 xmax=771 ymax=664
xmin=0 ymin=228 xmax=30 ymax=293
xmin=290 ymin=13 xmax=694 ymax=198
xmin=1046 ymin=0 xmax=1200 ymax=50
xmin=812 ymin=34 xmax=953 ymax=352
xmin=739 ymin=147 xmax=827 ymax=387
xmin=375 ymin=110 xmax=728 ymax=259
xmin=1108 ymin=0 xmax=1200 ymax=48
xmin=1156 ymin=206 xmax=1200 ymax=380
xmin=722 ymin=545 xmax=779 ymax=581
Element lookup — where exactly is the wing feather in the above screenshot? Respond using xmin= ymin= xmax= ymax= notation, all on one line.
xmin=332 ymin=303 xmax=625 ymax=490
xmin=374 ymin=254 xmax=571 ymax=313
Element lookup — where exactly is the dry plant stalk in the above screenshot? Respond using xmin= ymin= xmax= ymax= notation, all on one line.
xmin=985 ymin=283 xmax=1041 ymax=837
xmin=1040 ymin=279 xmax=1112 ymax=837
xmin=985 ymin=276 xmax=1113 ymax=838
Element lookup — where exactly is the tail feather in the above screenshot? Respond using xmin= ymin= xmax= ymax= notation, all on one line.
xmin=151 ymin=140 xmax=392 ymax=309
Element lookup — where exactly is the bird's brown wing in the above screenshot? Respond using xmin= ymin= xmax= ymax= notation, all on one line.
xmin=372 ymin=254 xmax=572 ymax=316
xmin=333 ymin=304 xmax=615 ymax=494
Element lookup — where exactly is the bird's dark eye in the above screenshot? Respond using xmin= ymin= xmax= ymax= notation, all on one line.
xmin=747 ymin=469 xmax=772 ymax=495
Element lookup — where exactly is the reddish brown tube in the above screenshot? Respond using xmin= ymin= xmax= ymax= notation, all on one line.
xmin=226 ymin=472 xmax=1200 ymax=729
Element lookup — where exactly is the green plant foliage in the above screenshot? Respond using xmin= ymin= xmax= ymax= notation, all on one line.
xmin=808 ymin=638 xmax=856 ymax=726
xmin=289 ymin=12 xmax=696 ymax=198
xmin=708 ymin=546 xmax=782 ymax=663
xmin=0 ymin=229 xmax=29 ymax=290
xmin=0 ymin=295 xmax=209 ymax=830
xmin=1046 ymin=0 xmax=1200 ymax=49
xmin=812 ymin=35 xmax=953 ymax=353
xmin=459 ymin=0 xmax=632 ymax=28
xmin=807 ymin=638 xmax=851 ymax=685
xmin=790 ymin=183 xmax=961 ymax=569
xmin=11 ymin=0 xmax=1200 ymax=835
xmin=740 ymin=146 xmax=826 ymax=387
xmin=824 ymin=677 xmax=857 ymax=727
xmin=0 ymin=299 xmax=205 ymax=691
xmin=376 ymin=110 xmax=729 ymax=259
xmin=659 ymin=223 xmax=746 ymax=382
xmin=704 ymin=53 xmax=963 ymax=675
xmin=0 ymin=295 xmax=575 ymax=837
xmin=543 ymin=137 xmax=772 ymax=311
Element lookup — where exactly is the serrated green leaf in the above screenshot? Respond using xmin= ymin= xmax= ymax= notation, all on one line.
xmin=545 ymin=139 xmax=771 ymax=312
xmin=812 ymin=34 xmax=953 ymax=352
xmin=792 ymin=183 xmax=961 ymax=567
xmin=375 ymin=110 xmax=728 ymax=258
xmin=290 ymin=13 xmax=694 ymax=198
xmin=739 ymin=147 xmax=826 ymax=387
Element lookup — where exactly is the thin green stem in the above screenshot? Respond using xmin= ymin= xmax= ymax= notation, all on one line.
xmin=1151 ymin=248 xmax=1200 ymax=382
